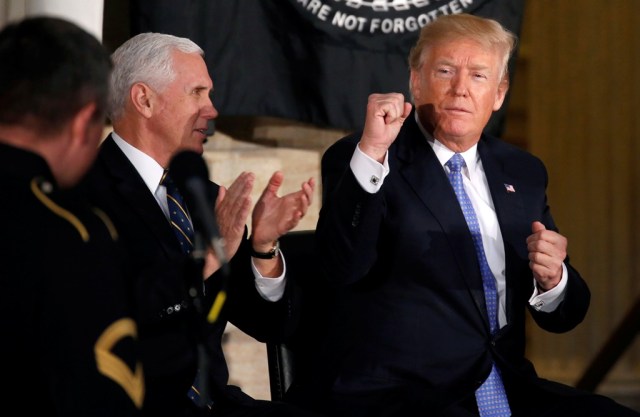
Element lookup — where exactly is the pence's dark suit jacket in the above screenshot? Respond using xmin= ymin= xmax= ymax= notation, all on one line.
xmin=83 ymin=135 xmax=299 ymax=416
xmin=304 ymin=110 xmax=591 ymax=416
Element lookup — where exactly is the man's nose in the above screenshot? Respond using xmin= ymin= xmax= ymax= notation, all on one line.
xmin=451 ymin=75 xmax=469 ymax=97
xmin=202 ymin=100 xmax=218 ymax=120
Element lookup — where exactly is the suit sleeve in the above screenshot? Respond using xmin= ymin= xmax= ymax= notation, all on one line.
xmin=316 ymin=135 xmax=387 ymax=287
xmin=200 ymin=182 xmax=298 ymax=344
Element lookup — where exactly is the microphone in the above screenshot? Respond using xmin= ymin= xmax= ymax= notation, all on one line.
xmin=169 ymin=150 xmax=228 ymax=267
xmin=169 ymin=150 xmax=227 ymax=408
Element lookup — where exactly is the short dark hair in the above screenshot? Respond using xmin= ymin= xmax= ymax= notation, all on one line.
xmin=0 ymin=16 xmax=112 ymax=135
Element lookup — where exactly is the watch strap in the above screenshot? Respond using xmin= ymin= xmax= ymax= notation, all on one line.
xmin=250 ymin=240 xmax=280 ymax=259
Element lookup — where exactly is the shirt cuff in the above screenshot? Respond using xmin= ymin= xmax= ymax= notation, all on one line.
xmin=350 ymin=143 xmax=389 ymax=194
xmin=528 ymin=263 xmax=568 ymax=312
xmin=252 ymin=252 xmax=287 ymax=302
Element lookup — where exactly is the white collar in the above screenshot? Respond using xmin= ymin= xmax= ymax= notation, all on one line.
xmin=414 ymin=112 xmax=480 ymax=175
xmin=111 ymin=132 xmax=166 ymax=194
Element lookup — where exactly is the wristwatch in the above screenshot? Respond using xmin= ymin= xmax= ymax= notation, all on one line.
xmin=250 ymin=240 xmax=280 ymax=259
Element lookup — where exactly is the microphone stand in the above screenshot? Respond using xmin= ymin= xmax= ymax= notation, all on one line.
xmin=184 ymin=234 xmax=211 ymax=409
xmin=170 ymin=152 xmax=231 ymax=408
xmin=185 ymin=226 xmax=232 ymax=409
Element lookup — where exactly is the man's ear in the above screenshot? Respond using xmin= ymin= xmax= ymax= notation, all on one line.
xmin=493 ymin=78 xmax=509 ymax=111
xmin=70 ymin=101 xmax=99 ymax=147
xmin=130 ymin=82 xmax=154 ymax=118
xmin=409 ymin=70 xmax=421 ymax=102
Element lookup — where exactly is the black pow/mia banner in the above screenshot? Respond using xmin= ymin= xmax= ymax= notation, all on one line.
xmin=131 ymin=0 xmax=526 ymax=133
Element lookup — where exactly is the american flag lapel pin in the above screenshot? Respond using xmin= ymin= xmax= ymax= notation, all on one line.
xmin=504 ymin=183 xmax=516 ymax=193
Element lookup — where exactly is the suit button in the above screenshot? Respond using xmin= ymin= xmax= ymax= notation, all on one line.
xmin=352 ymin=203 xmax=362 ymax=227
xmin=491 ymin=340 xmax=496 ymax=346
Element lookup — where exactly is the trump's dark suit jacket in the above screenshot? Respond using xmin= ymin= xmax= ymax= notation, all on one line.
xmin=83 ymin=135 xmax=299 ymax=415
xmin=305 ymin=111 xmax=591 ymax=415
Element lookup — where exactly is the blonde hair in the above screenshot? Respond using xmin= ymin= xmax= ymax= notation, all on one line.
xmin=408 ymin=13 xmax=517 ymax=82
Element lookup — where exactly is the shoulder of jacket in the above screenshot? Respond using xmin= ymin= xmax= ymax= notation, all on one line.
xmin=30 ymin=177 xmax=119 ymax=243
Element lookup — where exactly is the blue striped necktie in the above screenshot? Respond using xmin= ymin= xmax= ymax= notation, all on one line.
xmin=446 ymin=153 xmax=511 ymax=417
xmin=161 ymin=170 xmax=194 ymax=254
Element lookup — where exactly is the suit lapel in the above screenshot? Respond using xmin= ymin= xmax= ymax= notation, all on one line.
xmin=395 ymin=118 xmax=489 ymax=326
xmin=99 ymin=136 xmax=181 ymax=257
xmin=477 ymin=138 xmax=526 ymax=329
xmin=477 ymin=139 xmax=523 ymax=233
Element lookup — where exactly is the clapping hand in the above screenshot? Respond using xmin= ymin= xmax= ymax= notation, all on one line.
xmin=202 ymin=172 xmax=254 ymax=278
xmin=251 ymin=171 xmax=315 ymax=252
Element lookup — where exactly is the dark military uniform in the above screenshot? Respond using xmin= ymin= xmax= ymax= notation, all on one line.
xmin=0 ymin=143 xmax=144 ymax=416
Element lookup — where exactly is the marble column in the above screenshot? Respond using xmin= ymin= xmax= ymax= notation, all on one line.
xmin=0 ymin=0 xmax=103 ymax=41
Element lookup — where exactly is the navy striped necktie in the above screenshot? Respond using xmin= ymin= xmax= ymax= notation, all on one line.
xmin=161 ymin=170 xmax=194 ymax=254
xmin=446 ymin=154 xmax=511 ymax=417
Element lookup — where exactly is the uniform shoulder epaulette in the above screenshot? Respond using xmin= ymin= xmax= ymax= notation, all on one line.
xmin=30 ymin=177 xmax=89 ymax=242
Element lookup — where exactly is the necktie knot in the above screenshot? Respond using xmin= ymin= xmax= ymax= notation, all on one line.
xmin=161 ymin=169 xmax=176 ymax=189
xmin=446 ymin=153 xmax=465 ymax=173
